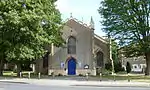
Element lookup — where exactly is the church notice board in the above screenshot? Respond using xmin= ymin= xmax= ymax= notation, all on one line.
xmin=84 ymin=64 xmax=89 ymax=69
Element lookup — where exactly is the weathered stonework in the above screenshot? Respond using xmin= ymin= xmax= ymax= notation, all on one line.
xmin=35 ymin=17 xmax=110 ymax=76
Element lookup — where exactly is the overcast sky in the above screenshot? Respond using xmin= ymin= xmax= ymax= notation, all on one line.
xmin=55 ymin=0 xmax=106 ymax=36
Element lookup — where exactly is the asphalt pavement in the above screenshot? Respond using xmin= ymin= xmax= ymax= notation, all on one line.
xmin=0 ymin=82 xmax=150 ymax=90
xmin=0 ymin=78 xmax=150 ymax=87
xmin=0 ymin=76 xmax=150 ymax=89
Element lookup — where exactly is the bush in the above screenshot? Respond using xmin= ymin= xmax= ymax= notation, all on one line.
xmin=105 ymin=63 xmax=112 ymax=71
xmin=114 ymin=62 xmax=125 ymax=73
xmin=13 ymin=68 xmax=17 ymax=73
xmin=78 ymin=74 xmax=84 ymax=76
xmin=58 ymin=73 xmax=63 ymax=76
xmin=105 ymin=62 xmax=125 ymax=73
xmin=126 ymin=62 xmax=131 ymax=73
xmin=21 ymin=64 xmax=32 ymax=71
xmin=103 ymin=69 xmax=112 ymax=75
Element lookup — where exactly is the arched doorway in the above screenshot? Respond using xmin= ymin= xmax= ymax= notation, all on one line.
xmin=68 ymin=58 xmax=76 ymax=75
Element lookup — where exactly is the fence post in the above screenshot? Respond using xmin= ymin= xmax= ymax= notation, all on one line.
xmin=113 ymin=73 xmax=116 ymax=81
xmin=128 ymin=73 xmax=130 ymax=82
xmin=100 ymin=73 xmax=102 ymax=81
xmin=52 ymin=72 xmax=55 ymax=78
xmin=38 ymin=72 xmax=41 ymax=79
xmin=11 ymin=72 xmax=13 ymax=77
xmin=86 ymin=73 xmax=88 ymax=81
xmin=28 ymin=72 xmax=31 ymax=79
xmin=20 ymin=72 xmax=22 ymax=78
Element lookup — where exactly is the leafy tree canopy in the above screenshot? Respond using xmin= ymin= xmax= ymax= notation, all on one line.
xmin=0 ymin=0 xmax=64 ymax=61
xmin=99 ymin=0 xmax=150 ymax=53
xmin=99 ymin=0 xmax=150 ymax=75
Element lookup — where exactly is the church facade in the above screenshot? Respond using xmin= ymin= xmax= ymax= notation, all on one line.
xmin=35 ymin=16 xmax=110 ymax=76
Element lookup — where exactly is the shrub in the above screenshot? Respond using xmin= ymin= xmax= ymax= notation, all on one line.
xmin=78 ymin=74 xmax=84 ymax=76
xmin=58 ymin=73 xmax=63 ymax=76
xmin=105 ymin=62 xmax=125 ymax=73
xmin=126 ymin=62 xmax=131 ymax=73
xmin=21 ymin=64 xmax=32 ymax=71
xmin=114 ymin=62 xmax=125 ymax=73
xmin=105 ymin=63 xmax=112 ymax=71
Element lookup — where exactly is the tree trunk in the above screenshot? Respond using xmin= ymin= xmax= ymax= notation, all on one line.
xmin=0 ymin=59 xmax=4 ymax=76
xmin=17 ymin=63 xmax=22 ymax=77
xmin=145 ymin=52 xmax=150 ymax=75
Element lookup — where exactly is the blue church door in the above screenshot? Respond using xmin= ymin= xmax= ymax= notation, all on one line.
xmin=68 ymin=58 xmax=76 ymax=75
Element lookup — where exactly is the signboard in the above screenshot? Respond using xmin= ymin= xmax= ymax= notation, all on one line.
xmin=84 ymin=64 xmax=89 ymax=69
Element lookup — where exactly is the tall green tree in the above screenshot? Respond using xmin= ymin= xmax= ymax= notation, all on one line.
xmin=99 ymin=0 xmax=150 ymax=75
xmin=0 ymin=0 xmax=64 ymax=76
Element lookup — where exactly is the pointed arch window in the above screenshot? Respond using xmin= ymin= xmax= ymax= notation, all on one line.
xmin=96 ymin=51 xmax=104 ymax=67
xmin=67 ymin=36 xmax=76 ymax=54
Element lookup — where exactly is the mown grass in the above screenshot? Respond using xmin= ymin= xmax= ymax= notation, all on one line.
xmin=94 ymin=74 xmax=150 ymax=82
xmin=2 ymin=71 xmax=52 ymax=79
xmin=1 ymin=71 xmax=150 ymax=83
xmin=2 ymin=71 xmax=37 ymax=78
xmin=103 ymin=75 xmax=150 ymax=79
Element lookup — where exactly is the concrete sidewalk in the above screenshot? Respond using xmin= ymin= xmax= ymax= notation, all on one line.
xmin=0 ymin=78 xmax=150 ymax=87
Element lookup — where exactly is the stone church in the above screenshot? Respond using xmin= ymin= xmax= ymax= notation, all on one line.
xmin=35 ymin=16 xmax=110 ymax=76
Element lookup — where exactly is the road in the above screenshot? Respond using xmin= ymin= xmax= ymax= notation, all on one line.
xmin=0 ymin=82 xmax=149 ymax=90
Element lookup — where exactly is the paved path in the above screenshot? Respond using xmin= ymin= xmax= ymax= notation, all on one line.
xmin=0 ymin=78 xmax=150 ymax=87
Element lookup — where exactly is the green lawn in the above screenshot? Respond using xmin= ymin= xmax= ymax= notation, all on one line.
xmin=2 ymin=71 xmax=36 ymax=78
xmin=2 ymin=71 xmax=50 ymax=79
xmin=2 ymin=71 xmax=150 ymax=83
xmin=3 ymin=71 xmax=17 ymax=76
xmin=96 ymin=74 xmax=150 ymax=82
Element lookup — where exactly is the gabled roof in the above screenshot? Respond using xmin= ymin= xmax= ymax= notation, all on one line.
xmin=94 ymin=34 xmax=108 ymax=44
xmin=65 ymin=17 xmax=93 ymax=30
xmin=64 ymin=17 xmax=108 ymax=44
